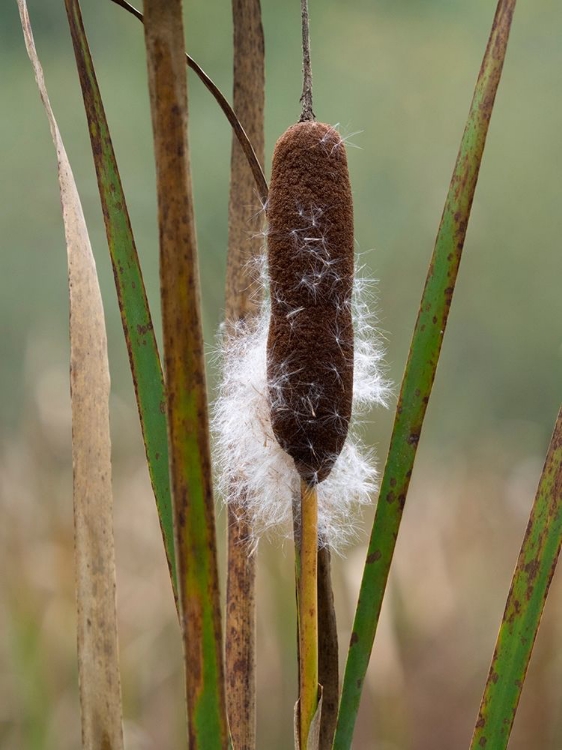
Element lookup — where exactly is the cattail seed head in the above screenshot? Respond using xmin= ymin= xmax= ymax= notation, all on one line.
xmin=213 ymin=123 xmax=389 ymax=551
xmin=266 ymin=122 xmax=354 ymax=483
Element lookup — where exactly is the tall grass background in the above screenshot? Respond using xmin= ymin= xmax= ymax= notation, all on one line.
xmin=1 ymin=0 xmax=561 ymax=747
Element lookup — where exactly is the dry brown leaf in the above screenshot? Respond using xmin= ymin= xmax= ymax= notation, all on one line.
xmin=17 ymin=3 xmax=124 ymax=748
xmin=317 ymin=547 xmax=338 ymax=750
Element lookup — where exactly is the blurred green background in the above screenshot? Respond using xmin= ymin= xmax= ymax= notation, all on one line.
xmin=1 ymin=0 xmax=561 ymax=748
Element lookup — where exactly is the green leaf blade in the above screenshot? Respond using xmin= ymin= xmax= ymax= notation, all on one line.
xmin=63 ymin=0 xmax=177 ymax=597
xmin=471 ymin=408 xmax=562 ymax=749
xmin=334 ymin=2 xmax=517 ymax=747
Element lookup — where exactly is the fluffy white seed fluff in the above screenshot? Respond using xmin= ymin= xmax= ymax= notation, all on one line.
xmin=212 ymin=255 xmax=390 ymax=553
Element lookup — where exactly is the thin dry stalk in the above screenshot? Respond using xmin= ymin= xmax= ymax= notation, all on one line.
xmin=224 ymin=3 xmax=265 ymax=747
xmin=299 ymin=0 xmax=314 ymax=121
xmin=225 ymin=0 xmax=265 ymax=325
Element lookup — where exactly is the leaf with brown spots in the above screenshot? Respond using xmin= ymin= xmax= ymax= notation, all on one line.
xmin=143 ymin=1 xmax=228 ymax=747
xmin=335 ymin=1 xmax=517 ymax=746
xmin=470 ymin=407 xmax=562 ymax=750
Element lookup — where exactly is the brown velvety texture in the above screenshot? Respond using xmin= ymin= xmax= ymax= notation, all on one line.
xmin=267 ymin=121 xmax=354 ymax=483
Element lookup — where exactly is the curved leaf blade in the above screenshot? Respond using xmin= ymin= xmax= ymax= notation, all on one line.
xmin=471 ymin=407 xmax=562 ymax=749
xmin=18 ymin=3 xmax=124 ymax=746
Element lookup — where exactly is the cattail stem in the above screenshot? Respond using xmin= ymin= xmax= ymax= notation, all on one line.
xmin=298 ymin=479 xmax=320 ymax=747
xmin=299 ymin=0 xmax=314 ymax=121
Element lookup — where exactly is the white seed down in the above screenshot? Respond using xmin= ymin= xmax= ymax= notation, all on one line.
xmin=211 ymin=254 xmax=390 ymax=552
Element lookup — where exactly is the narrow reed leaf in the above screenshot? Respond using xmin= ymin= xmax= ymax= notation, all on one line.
xmin=63 ymin=0 xmax=177 ymax=602
xmin=334 ymin=2 xmax=517 ymax=746
xmin=17 ymin=3 xmax=124 ymax=747
xmin=224 ymin=2 xmax=265 ymax=747
xmin=109 ymin=0 xmax=268 ymax=203
xmin=142 ymin=2 xmax=228 ymax=747
xmin=470 ymin=407 xmax=562 ymax=750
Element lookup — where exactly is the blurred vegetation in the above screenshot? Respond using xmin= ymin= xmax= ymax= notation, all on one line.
xmin=1 ymin=1 xmax=561 ymax=748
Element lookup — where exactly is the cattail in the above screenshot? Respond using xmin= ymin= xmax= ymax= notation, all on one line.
xmin=213 ymin=124 xmax=389 ymax=551
xmin=266 ymin=121 xmax=354 ymax=484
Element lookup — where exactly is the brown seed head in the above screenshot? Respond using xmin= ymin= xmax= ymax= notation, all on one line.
xmin=266 ymin=121 xmax=354 ymax=483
